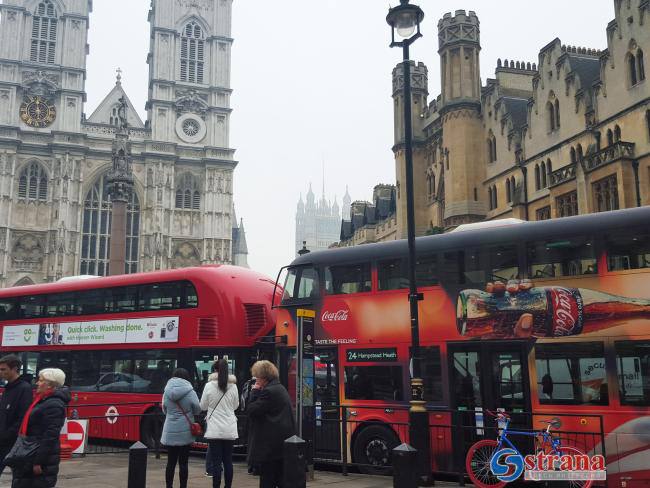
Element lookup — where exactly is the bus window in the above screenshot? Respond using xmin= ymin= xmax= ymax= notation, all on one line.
xmin=324 ymin=263 xmax=371 ymax=295
xmin=416 ymin=254 xmax=438 ymax=287
xmin=281 ymin=267 xmax=319 ymax=301
xmin=185 ymin=282 xmax=198 ymax=307
xmin=463 ymin=249 xmax=488 ymax=285
xmin=378 ymin=256 xmax=439 ymax=291
xmin=378 ymin=259 xmax=408 ymax=291
xmin=615 ymin=341 xmax=650 ymax=406
xmin=420 ymin=346 xmax=443 ymax=402
xmin=439 ymin=251 xmax=462 ymax=285
xmin=527 ymin=237 xmax=597 ymax=278
xmin=0 ymin=297 xmax=18 ymax=320
xmin=36 ymin=352 xmax=71 ymax=385
xmin=23 ymin=352 xmax=38 ymax=384
xmin=70 ymin=351 xmax=101 ymax=390
xmin=297 ymin=267 xmax=319 ymax=299
xmin=46 ymin=292 xmax=77 ymax=317
xmin=606 ymin=232 xmax=650 ymax=271
xmin=344 ymin=366 xmax=403 ymax=401
xmin=77 ymin=288 xmax=110 ymax=315
xmin=535 ymin=342 xmax=608 ymax=406
xmin=139 ymin=282 xmax=183 ymax=310
xmin=20 ymin=294 xmax=46 ymax=319
xmin=282 ymin=268 xmax=299 ymax=301
xmin=490 ymin=246 xmax=519 ymax=283
xmin=107 ymin=286 xmax=138 ymax=313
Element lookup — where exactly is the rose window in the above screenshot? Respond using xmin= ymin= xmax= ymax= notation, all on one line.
xmin=182 ymin=119 xmax=200 ymax=137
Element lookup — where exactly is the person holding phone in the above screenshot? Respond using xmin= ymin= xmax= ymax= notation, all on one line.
xmin=246 ymin=360 xmax=295 ymax=488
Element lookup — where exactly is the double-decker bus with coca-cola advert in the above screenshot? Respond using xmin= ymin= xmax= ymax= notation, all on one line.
xmin=0 ymin=265 xmax=279 ymax=447
xmin=276 ymin=206 xmax=650 ymax=485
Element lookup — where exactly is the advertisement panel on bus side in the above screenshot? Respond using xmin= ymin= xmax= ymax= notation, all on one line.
xmin=0 ymin=316 xmax=179 ymax=347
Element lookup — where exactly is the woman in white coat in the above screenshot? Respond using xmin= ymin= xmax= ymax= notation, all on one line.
xmin=200 ymin=359 xmax=239 ymax=488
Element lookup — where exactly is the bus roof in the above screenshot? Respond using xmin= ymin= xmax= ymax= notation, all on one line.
xmin=289 ymin=206 xmax=650 ymax=267
xmin=0 ymin=265 xmax=272 ymax=297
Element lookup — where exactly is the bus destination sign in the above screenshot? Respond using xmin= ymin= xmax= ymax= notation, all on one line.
xmin=1 ymin=316 xmax=179 ymax=347
xmin=346 ymin=348 xmax=398 ymax=363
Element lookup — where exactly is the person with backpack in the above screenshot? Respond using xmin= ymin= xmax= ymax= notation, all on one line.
xmin=161 ymin=368 xmax=201 ymax=488
xmin=200 ymin=359 xmax=239 ymax=488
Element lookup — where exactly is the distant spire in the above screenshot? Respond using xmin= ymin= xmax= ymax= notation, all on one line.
xmin=322 ymin=158 xmax=325 ymax=198
xmin=116 ymin=67 xmax=122 ymax=85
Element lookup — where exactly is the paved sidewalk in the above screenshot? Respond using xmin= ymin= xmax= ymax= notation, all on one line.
xmin=0 ymin=453 xmax=395 ymax=488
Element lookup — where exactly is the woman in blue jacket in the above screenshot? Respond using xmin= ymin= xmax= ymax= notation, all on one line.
xmin=161 ymin=368 xmax=201 ymax=488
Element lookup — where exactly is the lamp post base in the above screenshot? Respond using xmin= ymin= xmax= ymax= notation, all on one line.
xmin=409 ymin=378 xmax=433 ymax=485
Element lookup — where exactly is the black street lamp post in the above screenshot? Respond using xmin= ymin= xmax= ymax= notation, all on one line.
xmin=386 ymin=0 xmax=431 ymax=484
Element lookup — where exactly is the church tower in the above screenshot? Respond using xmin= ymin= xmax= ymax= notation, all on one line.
xmin=438 ymin=10 xmax=486 ymax=227
xmin=146 ymin=0 xmax=233 ymax=150
xmin=0 ymin=0 xmax=91 ymax=132
xmin=392 ymin=60 xmax=429 ymax=238
xmin=142 ymin=0 xmax=239 ymax=271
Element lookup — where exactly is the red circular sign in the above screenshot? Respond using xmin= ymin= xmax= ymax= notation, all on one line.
xmin=64 ymin=420 xmax=86 ymax=452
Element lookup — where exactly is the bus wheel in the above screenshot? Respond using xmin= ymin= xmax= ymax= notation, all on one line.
xmin=140 ymin=408 xmax=163 ymax=449
xmin=353 ymin=425 xmax=400 ymax=475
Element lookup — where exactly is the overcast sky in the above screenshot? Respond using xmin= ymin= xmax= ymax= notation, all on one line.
xmin=84 ymin=0 xmax=612 ymax=279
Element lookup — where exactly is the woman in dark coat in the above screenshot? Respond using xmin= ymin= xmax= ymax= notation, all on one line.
xmin=246 ymin=360 xmax=295 ymax=488
xmin=11 ymin=368 xmax=70 ymax=488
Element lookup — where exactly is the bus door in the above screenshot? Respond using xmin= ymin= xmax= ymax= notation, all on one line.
xmin=314 ymin=348 xmax=340 ymax=460
xmin=448 ymin=342 xmax=532 ymax=453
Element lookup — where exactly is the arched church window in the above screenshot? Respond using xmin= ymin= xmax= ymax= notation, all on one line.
xmin=535 ymin=164 xmax=541 ymax=191
xmin=547 ymin=101 xmax=556 ymax=132
xmin=541 ymin=161 xmax=547 ymax=188
xmin=180 ymin=21 xmax=205 ymax=84
xmin=175 ymin=173 xmax=201 ymax=210
xmin=614 ymin=125 xmax=621 ymax=142
xmin=80 ymin=174 xmax=140 ymax=276
xmin=30 ymin=1 xmax=58 ymax=64
xmin=607 ymin=129 xmax=614 ymax=146
xmin=506 ymin=178 xmax=511 ymax=203
xmin=554 ymin=99 xmax=560 ymax=129
xmin=18 ymin=162 xmax=48 ymax=201
xmin=638 ymin=49 xmax=645 ymax=82
xmin=628 ymin=52 xmax=638 ymax=86
xmin=109 ymin=106 xmax=120 ymax=127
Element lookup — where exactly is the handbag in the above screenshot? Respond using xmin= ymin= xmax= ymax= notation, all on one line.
xmin=4 ymin=436 xmax=40 ymax=468
xmin=176 ymin=401 xmax=203 ymax=437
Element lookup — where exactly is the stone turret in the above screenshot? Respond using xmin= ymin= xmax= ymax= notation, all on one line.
xmin=438 ymin=10 xmax=481 ymax=109
xmin=437 ymin=10 xmax=486 ymax=227
xmin=392 ymin=61 xmax=428 ymax=146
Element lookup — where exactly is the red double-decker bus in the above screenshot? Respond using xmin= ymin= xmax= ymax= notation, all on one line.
xmin=276 ymin=206 xmax=650 ymax=486
xmin=0 ymin=265 xmax=279 ymax=447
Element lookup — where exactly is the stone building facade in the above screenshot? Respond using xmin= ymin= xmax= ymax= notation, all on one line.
xmin=344 ymin=0 xmax=649 ymax=246
xmin=295 ymin=184 xmax=344 ymax=255
xmin=337 ymin=184 xmax=397 ymax=247
xmin=0 ymin=0 xmax=247 ymax=287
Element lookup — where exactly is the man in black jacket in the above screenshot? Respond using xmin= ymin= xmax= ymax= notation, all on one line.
xmin=247 ymin=360 xmax=295 ymax=488
xmin=0 ymin=354 xmax=33 ymax=477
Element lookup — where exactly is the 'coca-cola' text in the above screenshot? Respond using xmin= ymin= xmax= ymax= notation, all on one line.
xmin=321 ymin=309 xmax=349 ymax=322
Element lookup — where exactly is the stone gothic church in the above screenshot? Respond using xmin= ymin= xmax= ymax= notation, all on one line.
xmin=0 ymin=0 xmax=248 ymax=287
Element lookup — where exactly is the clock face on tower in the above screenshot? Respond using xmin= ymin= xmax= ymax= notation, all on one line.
xmin=19 ymin=95 xmax=56 ymax=128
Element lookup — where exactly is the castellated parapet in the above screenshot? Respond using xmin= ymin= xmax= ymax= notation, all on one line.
xmin=392 ymin=61 xmax=429 ymax=97
xmin=438 ymin=10 xmax=480 ymax=51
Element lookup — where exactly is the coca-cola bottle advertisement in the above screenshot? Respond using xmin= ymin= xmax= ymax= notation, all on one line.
xmin=456 ymin=280 xmax=650 ymax=339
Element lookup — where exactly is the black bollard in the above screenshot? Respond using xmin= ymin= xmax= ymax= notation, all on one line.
xmin=283 ymin=435 xmax=307 ymax=488
xmin=393 ymin=443 xmax=418 ymax=488
xmin=127 ymin=441 xmax=148 ymax=488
